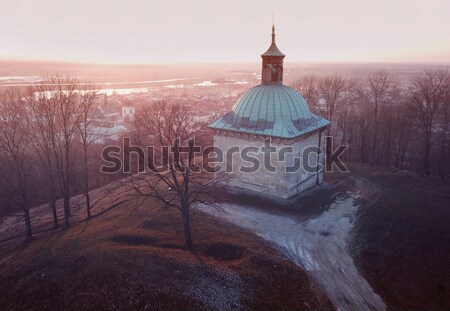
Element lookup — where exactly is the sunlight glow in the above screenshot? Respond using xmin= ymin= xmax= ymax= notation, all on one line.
xmin=0 ymin=0 xmax=449 ymax=64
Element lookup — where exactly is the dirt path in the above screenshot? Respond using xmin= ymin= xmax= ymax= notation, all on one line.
xmin=198 ymin=183 xmax=386 ymax=311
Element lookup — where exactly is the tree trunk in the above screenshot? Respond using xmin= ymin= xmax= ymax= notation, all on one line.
xmin=181 ymin=205 xmax=193 ymax=250
xmin=86 ymin=191 xmax=91 ymax=219
xmin=423 ymin=129 xmax=431 ymax=176
xmin=370 ymin=132 xmax=378 ymax=166
xmin=361 ymin=134 xmax=366 ymax=163
xmin=325 ymin=126 xmax=332 ymax=168
xmin=84 ymin=150 xmax=91 ymax=219
xmin=23 ymin=207 xmax=32 ymax=240
xmin=50 ymin=199 xmax=58 ymax=228
xmin=63 ymin=194 xmax=70 ymax=227
xmin=65 ymin=148 xmax=72 ymax=217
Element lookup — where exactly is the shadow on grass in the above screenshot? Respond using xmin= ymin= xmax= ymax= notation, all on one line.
xmin=140 ymin=220 xmax=174 ymax=230
xmin=110 ymin=234 xmax=184 ymax=250
xmin=203 ymin=242 xmax=246 ymax=261
xmin=0 ymin=199 xmax=133 ymax=245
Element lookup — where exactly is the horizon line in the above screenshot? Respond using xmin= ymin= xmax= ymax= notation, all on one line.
xmin=1 ymin=57 xmax=450 ymax=67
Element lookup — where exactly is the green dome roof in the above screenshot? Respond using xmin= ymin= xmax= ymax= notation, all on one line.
xmin=232 ymin=84 xmax=312 ymax=122
xmin=209 ymin=84 xmax=330 ymax=139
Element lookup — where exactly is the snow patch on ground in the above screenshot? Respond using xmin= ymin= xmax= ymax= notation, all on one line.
xmin=197 ymin=192 xmax=386 ymax=311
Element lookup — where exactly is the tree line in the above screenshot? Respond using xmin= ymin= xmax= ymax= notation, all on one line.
xmin=0 ymin=77 xmax=214 ymax=249
xmin=292 ymin=69 xmax=450 ymax=179
xmin=0 ymin=76 xmax=108 ymax=240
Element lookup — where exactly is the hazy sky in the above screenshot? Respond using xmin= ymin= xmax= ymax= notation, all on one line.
xmin=1 ymin=0 xmax=449 ymax=64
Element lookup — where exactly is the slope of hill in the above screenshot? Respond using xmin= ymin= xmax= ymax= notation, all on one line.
xmin=0 ymin=180 xmax=332 ymax=310
xmin=347 ymin=164 xmax=450 ymax=310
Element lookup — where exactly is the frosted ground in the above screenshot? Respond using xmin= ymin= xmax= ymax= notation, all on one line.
xmin=198 ymin=178 xmax=386 ymax=311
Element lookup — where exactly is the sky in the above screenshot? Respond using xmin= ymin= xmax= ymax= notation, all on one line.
xmin=1 ymin=0 xmax=450 ymax=64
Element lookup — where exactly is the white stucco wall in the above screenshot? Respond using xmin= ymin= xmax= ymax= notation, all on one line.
xmin=213 ymin=130 xmax=325 ymax=198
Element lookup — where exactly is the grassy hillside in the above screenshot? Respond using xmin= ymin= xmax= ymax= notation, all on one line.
xmin=346 ymin=164 xmax=450 ymax=310
xmin=0 ymin=185 xmax=332 ymax=310
xmin=1 ymin=163 xmax=449 ymax=310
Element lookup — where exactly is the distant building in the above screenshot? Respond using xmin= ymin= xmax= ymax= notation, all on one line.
xmin=98 ymin=104 xmax=120 ymax=119
xmin=88 ymin=102 xmax=130 ymax=143
xmin=122 ymin=106 xmax=136 ymax=122
xmin=209 ymin=25 xmax=330 ymax=198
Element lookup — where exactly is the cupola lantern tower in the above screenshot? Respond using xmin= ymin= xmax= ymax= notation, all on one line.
xmin=261 ymin=25 xmax=285 ymax=84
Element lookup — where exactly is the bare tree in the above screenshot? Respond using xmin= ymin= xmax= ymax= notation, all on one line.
xmin=125 ymin=102 xmax=217 ymax=250
xmin=363 ymin=71 xmax=400 ymax=166
xmin=291 ymin=75 xmax=319 ymax=112
xmin=29 ymin=76 xmax=84 ymax=227
xmin=130 ymin=107 xmax=149 ymax=147
xmin=0 ymin=89 xmax=35 ymax=239
xmin=391 ymin=102 xmax=415 ymax=169
xmin=26 ymin=86 xmax=60 ymax=227
xmin=77 ymin=85 xmax=98 ymax=219
xmin=411 ymin=69 xmax=449 ymax=176
xmin=318 ymin=74 xmax=346 ymax=126
xmin=355 ymin=100 xmax=372 ymax=163
xmin=317 ymin=74 xmax=346 ymax=162
xmin=337 ymin=78 xmax=361 ymax=145
xmin=436 ymin=71 xmax=450 ymax=180
xmin=290 ymin=69 xmax=450 ymax=174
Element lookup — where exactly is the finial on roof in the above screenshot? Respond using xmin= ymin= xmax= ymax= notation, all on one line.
xmin=261 ymin=22 xmax=285 ymax=58
xmin=272 ymin=24 xmax=276 ymax=44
